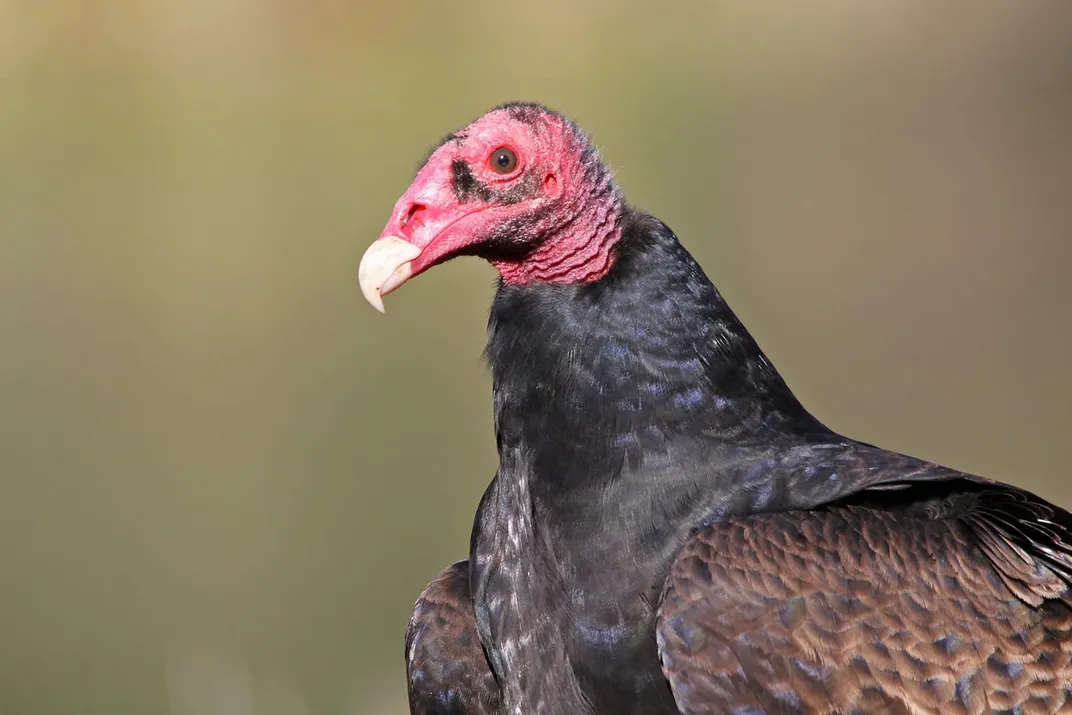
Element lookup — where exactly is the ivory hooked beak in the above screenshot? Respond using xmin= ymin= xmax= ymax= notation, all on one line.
xmin=358 ymin=236 xmax=423 ymax=313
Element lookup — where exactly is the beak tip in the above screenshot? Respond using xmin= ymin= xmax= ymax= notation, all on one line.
xmin=358 ymin=235 xmax=421 ymax=313
xmin=358 ymin=276 xmax=386 ymax=313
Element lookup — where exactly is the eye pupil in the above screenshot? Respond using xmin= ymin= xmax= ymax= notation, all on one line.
xmin=490 ymin=147 xmax=517 ymax=174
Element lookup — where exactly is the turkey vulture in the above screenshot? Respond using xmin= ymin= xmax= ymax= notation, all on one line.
xmin=360 ymin=103 xmax=1072 ymax=714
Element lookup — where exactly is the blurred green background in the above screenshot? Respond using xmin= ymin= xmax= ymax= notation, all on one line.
xmin=2 ymin=1 xmax=1070 ymax=713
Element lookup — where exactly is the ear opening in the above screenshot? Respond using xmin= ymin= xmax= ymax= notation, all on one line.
xmin=543 ymin=172 xmax=561 ymax=198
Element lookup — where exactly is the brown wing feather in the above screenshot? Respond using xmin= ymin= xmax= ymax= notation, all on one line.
xmin=405 ymin=561 xmax=501 ymax=714
xmin=656 ymin=487 xmax=1072 ymax=714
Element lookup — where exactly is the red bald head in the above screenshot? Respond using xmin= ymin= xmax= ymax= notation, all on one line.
xmin=360 ymin=103 xmax=623 ymax=311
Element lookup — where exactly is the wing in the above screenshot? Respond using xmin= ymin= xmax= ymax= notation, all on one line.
xmin=656 ymin=482 xmax=1072 ymax=714
xmin=405 ymin=560 xmax=501 ymax=714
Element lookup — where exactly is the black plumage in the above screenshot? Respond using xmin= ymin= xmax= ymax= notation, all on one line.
xmin=375 ymin=105 xmax=1072 ymax=714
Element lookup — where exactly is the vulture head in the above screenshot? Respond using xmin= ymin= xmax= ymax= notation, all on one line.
xmin=359 ymin=103 xmax=622 ymax=311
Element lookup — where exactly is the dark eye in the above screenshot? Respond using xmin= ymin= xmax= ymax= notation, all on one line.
xmin=489 ymin=147 xmax=518 ymax=174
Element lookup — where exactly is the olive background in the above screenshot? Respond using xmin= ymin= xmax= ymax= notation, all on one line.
xmin=2 ymin=2 xmax=1070 ymax=713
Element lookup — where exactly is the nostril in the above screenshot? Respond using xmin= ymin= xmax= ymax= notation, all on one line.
xmin=400 ymin=203 xmax=425 ymax=229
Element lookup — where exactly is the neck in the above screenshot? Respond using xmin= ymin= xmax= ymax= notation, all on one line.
xmin=487 ymin=208 xmax=829 ymax=488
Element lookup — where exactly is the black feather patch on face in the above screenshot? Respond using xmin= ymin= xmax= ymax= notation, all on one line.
xmin=452 ymin=159 xmax=542 ymax=206
xmin=452 ymin=160 xmax=494 ymax=202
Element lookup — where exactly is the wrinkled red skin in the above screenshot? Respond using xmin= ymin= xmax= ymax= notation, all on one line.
xmin=377 ymin=107 xmax=622 ymax=287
